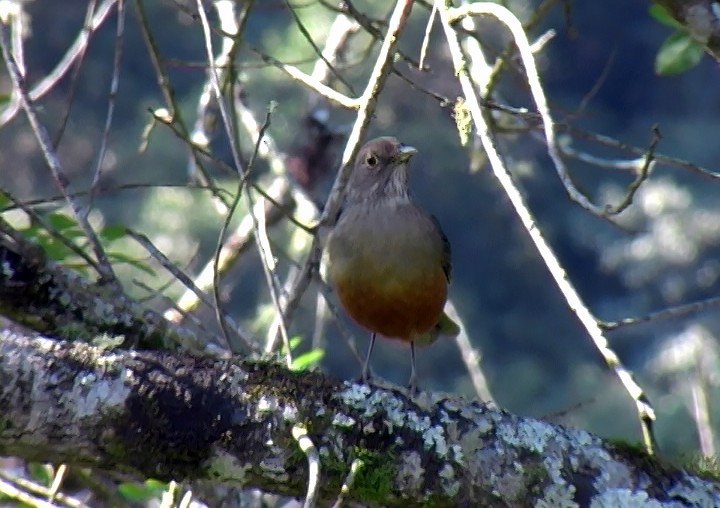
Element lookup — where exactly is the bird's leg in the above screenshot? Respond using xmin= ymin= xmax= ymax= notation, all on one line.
xmin=407 ymin=341 xmax=418 ymax=395
xmin=361 ymin=333 xmax=377 ymax=383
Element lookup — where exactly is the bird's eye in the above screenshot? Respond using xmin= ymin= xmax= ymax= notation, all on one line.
xmin=365 ymin=154 xmax=378 ymax=168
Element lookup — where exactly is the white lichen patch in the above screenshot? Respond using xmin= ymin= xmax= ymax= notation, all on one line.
xmin=571 ymin=428 xmax=595 ymax=447
xmin=450 ymin=444 xmax=464 ymax=463
xmin=589 ymin=488 xmax=664 ymax=508
xmin=332 ymin=413 xmax=356 ymax=428
xmin=535 ymin=482 xmax=578 ymax=508
xmin=95 ymin=353 xmax=125 ymax=367
xmin=396 ymin=451 xmax=424 ymax=492
xmin=257 ymin=395 xmax=277 ymax=413
xmin=203 ymin=450 xmax=250 ymax=482
xmin=66 ymin=372 xmax=131 ymax=418
xmin=589 ymin=449 xmax=631 ymax=492
xmin=281 ymin=404 xmax=298 ymax=422
xmin=217 ymin=366 xmax=248 ymax=385
xmin=438 ymin=463 xmax=460 ymax=496
xmin=336 ymin=382 xmax=372 ymax=407
xmin=1 ymin=260 xmax=14 ymax=277
xmin=423 ymin=425 xmax=448 ymax=456
xmin=497 ymin=419 xmax=554 ymax=454
xmin=668 ymin=475 xmax=720 ymax=507
xmin=259 ymin=455 xmax=290 ymax=482
xmin=459 ymin=428 xmax=487 ymax=464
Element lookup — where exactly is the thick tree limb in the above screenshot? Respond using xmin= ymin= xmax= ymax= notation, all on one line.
xmin=1 ymin=334 xmax=718 ymax=507
xmin=0 ymin=219 xmax=236 ymax=354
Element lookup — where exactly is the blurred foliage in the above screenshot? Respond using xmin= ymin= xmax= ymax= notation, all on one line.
xmin=649 ymin=3 xmax=705 ymax=75
xmin=0 ymin=0 xmax=719 ymax=473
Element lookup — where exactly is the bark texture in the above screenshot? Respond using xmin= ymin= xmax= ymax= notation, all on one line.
xmin=1 ymin=334 xmax=718 ymax=507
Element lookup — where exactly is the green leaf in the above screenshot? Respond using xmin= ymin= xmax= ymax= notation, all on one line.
xmin=107 ymin=251 xmax=156 ymax=275
xmin=290 ymin=348 xmax=325 ymax=372
xmin=36 ymin=235 xmax=74 ymax=262
xmin=655 ymin=31 xmax=705 ymax=75
xmin=27 ymin=463 xmax=53 ymax=486
xmin=47 ymin=211 xmax=78 ymax=231
xmin=117 ymin=480 xmax=166 ymax=503
xmin=280 ymin=336 xmax=303 ymax=355
xmin=99 ymin=224 xmax=127 ymax=242
xmin=648 ymin=3 xmax=681 ymax=28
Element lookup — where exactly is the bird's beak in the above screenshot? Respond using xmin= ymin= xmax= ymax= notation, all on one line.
xmin=395 ymin=144 xmax=418 ymax=163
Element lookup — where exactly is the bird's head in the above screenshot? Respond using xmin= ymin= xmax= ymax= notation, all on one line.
xmin=346 ymin=136 xmax=417 ymax=203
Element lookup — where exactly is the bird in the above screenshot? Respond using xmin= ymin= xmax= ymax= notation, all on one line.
xmin=324 ymin=136 xmax=459 ymax=393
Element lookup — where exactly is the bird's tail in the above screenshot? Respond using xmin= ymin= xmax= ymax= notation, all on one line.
xmin=415 ymin=312 xmax=461 ymax=346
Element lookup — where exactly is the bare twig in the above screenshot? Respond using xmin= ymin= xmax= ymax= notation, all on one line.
xmin=448 ymin=3 xmax=627 ymax=218
xmin=0 ymin=20 xmax=119 ymax=288
xmin=196 ymin=0 xmax=294 ymax=361
xmin=87 ymin=0 xmax=125 ymax=214
xmin=127 ymin=229 xmax=251 ymax=351
xmin=0 ymin=0 xmax=119 ymax=126
xmin=603 ymin=126 xmax=660 ymax=216
xmin=279 ymin=0 xmax=415 ymax=334
xmin=418 ymin=1 xmax=437 ymax=69
xmin=0 ymin=477 xmax=62 ymax=508
xmin=438 ymin=0 xmax=657 ymax=454
xmin=282 ymin=0 xmax=355 ymax=95
xmin=447 ymin=301 xmax=495 ymax=404
xmin=291 ymin=424 xmax=321 ymax=508
xmin=0 ymin=470 xmax=88 ymax=508
xmin=310 ymin=13 xmax=360 ymax=83
xmin=600 ymin=295 xmax=720 ymax=331
xmin=248 ymin=46 xmax=360 ymax=109
xmin=332 ymin=458 xmax=363 ymax=508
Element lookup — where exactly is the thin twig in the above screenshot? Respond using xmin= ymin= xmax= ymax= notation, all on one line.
xmin=0 ymin=478 xmax=63 ymax=508
xmin=600 ymin=295 xmax=720 ymax=331
xmin=0 ymin=21 xmax=119 ymax=287
xmin=0 ymin=190 xmax=101 ymax=270
xmin=127 ymin=229 xmax=251 ymax=350
xmin=283 ymin=0 xmax=355 ymax=95
xmin=47 ymin=463 xmax=68 ymax=503
xmin=448 ymin=3 xmax=619 ymax=218
xmin=438 ymin=0 xmax=657 ymax=455
xmin=0 ymin=470 xmax=88 ymax=508
xmin=87 ymin=0 xmax=125 ymax=214
xmin=447 ymin=301 xmax=495 ymax=404
xmin=164 ymin=177 xmax=294 ymax=324
xmin=0 ymin=0 xmax=119 ymax=126
xmin=310 ymin=13 xmax=360 ymax=83
xmin=248 ymin=45 xmax=360 ymax=109
xmin=603 ymin=126 xmax=660 ymax=216
xmin=291 ymin=424 xmax=321 ymax=508
xmin=332 ymin=458 xmax=363 ymax=508
xmin=196 ymin=0 xmax=294 ymax=362
xmin=279 ymin=0 xmax=416 ymax=334
xmin=419 ymin=1 xmax=437 ymax=69
xmin=185 ymin=0 xmax=254 ymax=214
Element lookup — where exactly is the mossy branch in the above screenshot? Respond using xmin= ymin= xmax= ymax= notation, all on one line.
xmin=1 ymin=334 xmax=718 ymax=507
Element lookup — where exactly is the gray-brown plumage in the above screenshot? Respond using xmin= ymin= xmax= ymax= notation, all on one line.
xmin=324 ymin=136 xmax=459 ymax=392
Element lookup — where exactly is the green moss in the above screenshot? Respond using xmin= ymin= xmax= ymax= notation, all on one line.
xmin=607 ymin=438 xmax=670 ymax=477
xmin=673 ymin=453 xmax=720 ymax=482
xmin=524 ymin=461 xmax=551 ymax=494
xmin=606 ymin=438 xmax=720 ymax=483
xmin=349 ymin=448 xmax=395 ymax=504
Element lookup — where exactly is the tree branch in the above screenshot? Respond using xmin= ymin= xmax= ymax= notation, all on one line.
xmin=0 ymin=334 xmax=718 ymax=506
xmin=0 ymin=217 xmax=237 ymax=354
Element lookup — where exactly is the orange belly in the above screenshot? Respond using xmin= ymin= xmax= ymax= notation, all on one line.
xmin=334 ymin=268 xmax=447 ymax=342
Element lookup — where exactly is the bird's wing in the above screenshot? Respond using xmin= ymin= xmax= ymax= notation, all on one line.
xmin=431 ymin=214 xmax=452 ymax=282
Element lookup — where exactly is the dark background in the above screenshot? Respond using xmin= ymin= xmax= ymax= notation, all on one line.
xmin=1 ymin=0 xmax=719 ymax=459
